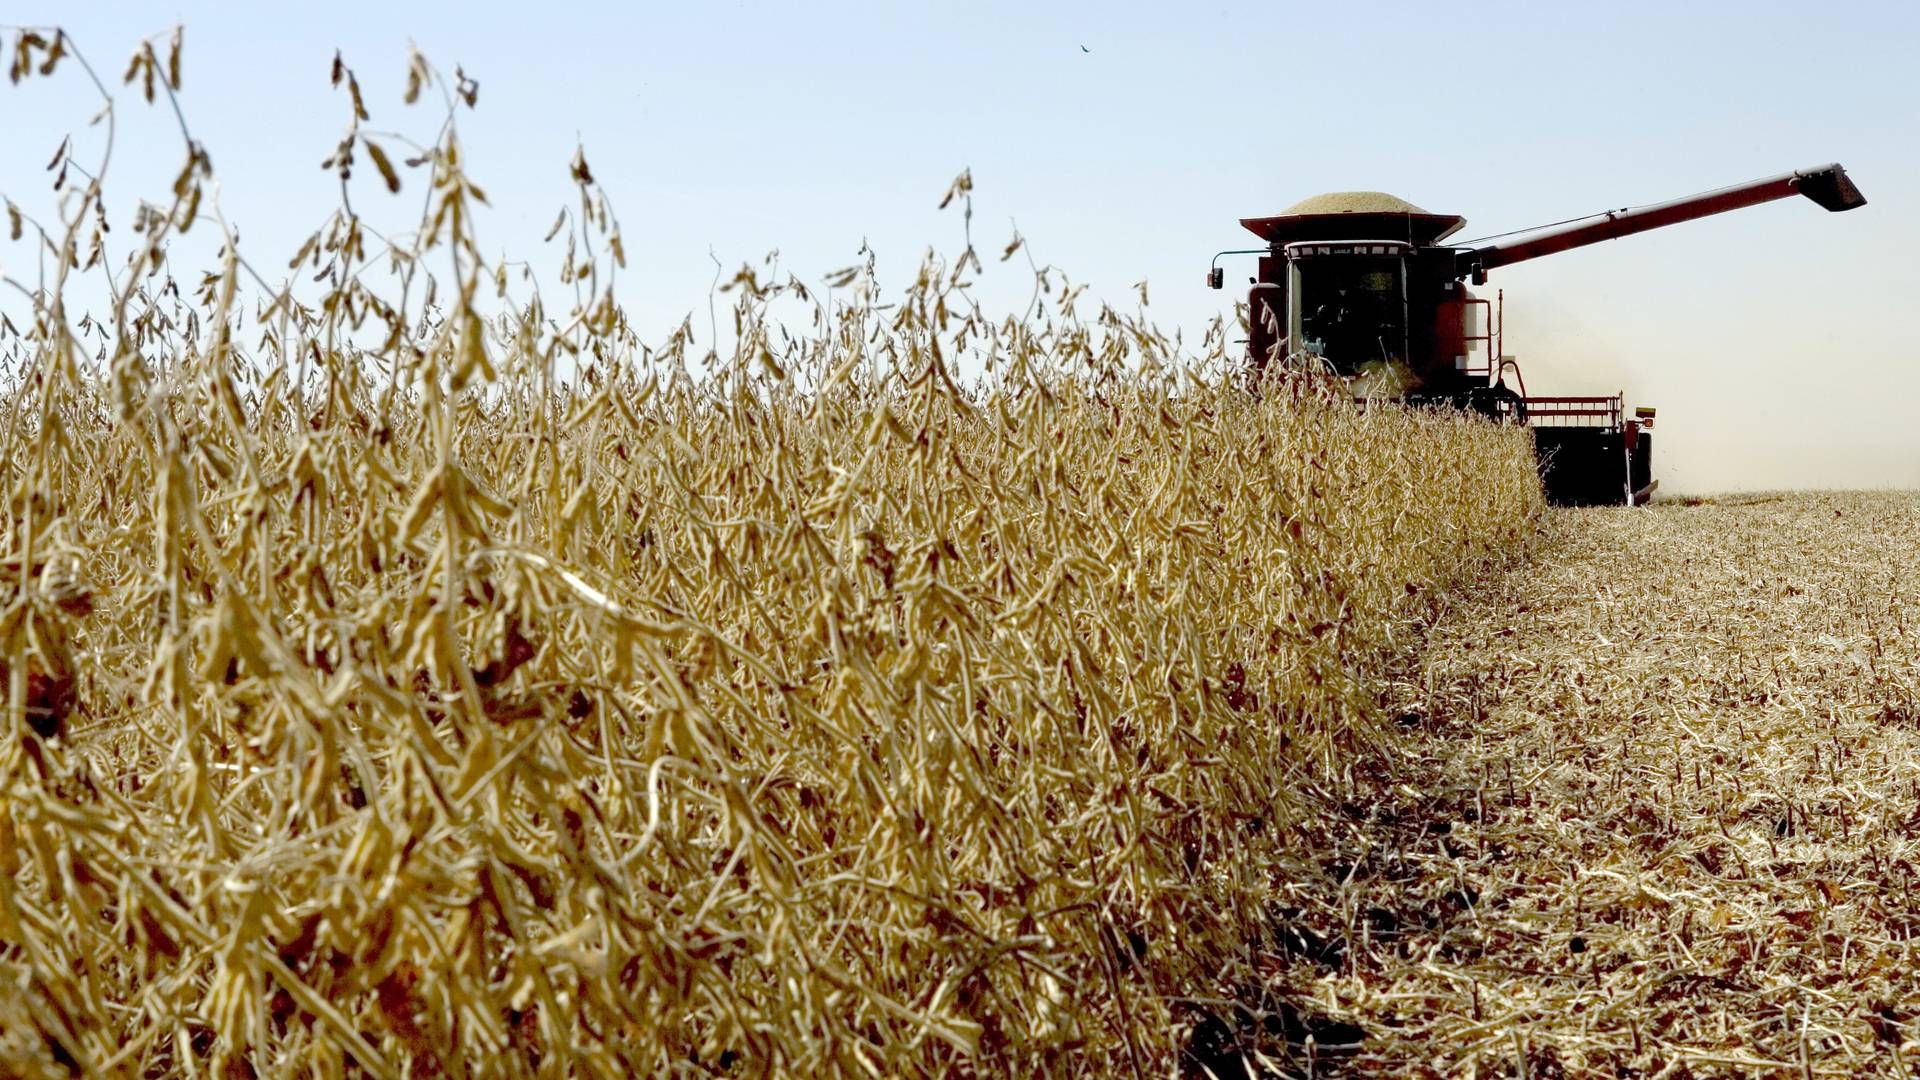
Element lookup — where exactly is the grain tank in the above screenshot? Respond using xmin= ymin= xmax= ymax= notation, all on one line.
xmin=1209 ymin=164 xmax=1866 ymax=504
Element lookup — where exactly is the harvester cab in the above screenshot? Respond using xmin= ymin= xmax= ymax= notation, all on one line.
xmin=1211 ymin=164 xmax=1866 ymax=505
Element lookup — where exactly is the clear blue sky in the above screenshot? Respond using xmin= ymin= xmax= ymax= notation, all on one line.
xmin=3 ymin=0 xmax=1914 ymax=491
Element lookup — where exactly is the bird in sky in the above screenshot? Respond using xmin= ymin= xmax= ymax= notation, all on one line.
xmin=1080 ymin=45 xmax=1090 ymax=53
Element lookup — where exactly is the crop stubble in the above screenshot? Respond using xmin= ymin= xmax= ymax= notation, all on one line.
xmin=1286 ymin=492 xmax=1920 ymax=1078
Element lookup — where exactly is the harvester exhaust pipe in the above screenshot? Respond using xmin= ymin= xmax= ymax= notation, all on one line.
xmin=1461 ymin=163 xmax=1866 ymax=278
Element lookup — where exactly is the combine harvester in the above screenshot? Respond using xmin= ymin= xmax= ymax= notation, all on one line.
xmin=1208 ymin=165 xmax=1866 ymax=505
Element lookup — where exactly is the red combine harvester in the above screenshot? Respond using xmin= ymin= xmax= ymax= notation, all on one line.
xmin=1209 ymin=164 xmax=1866 ymax=505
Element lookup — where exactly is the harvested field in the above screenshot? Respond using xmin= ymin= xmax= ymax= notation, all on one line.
xmin=1266 ymin=491 xmax=1920 ymax=1078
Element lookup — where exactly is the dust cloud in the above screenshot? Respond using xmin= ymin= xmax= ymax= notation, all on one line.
xmin=1489 ymin=274 xmax=1917 ymax=496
